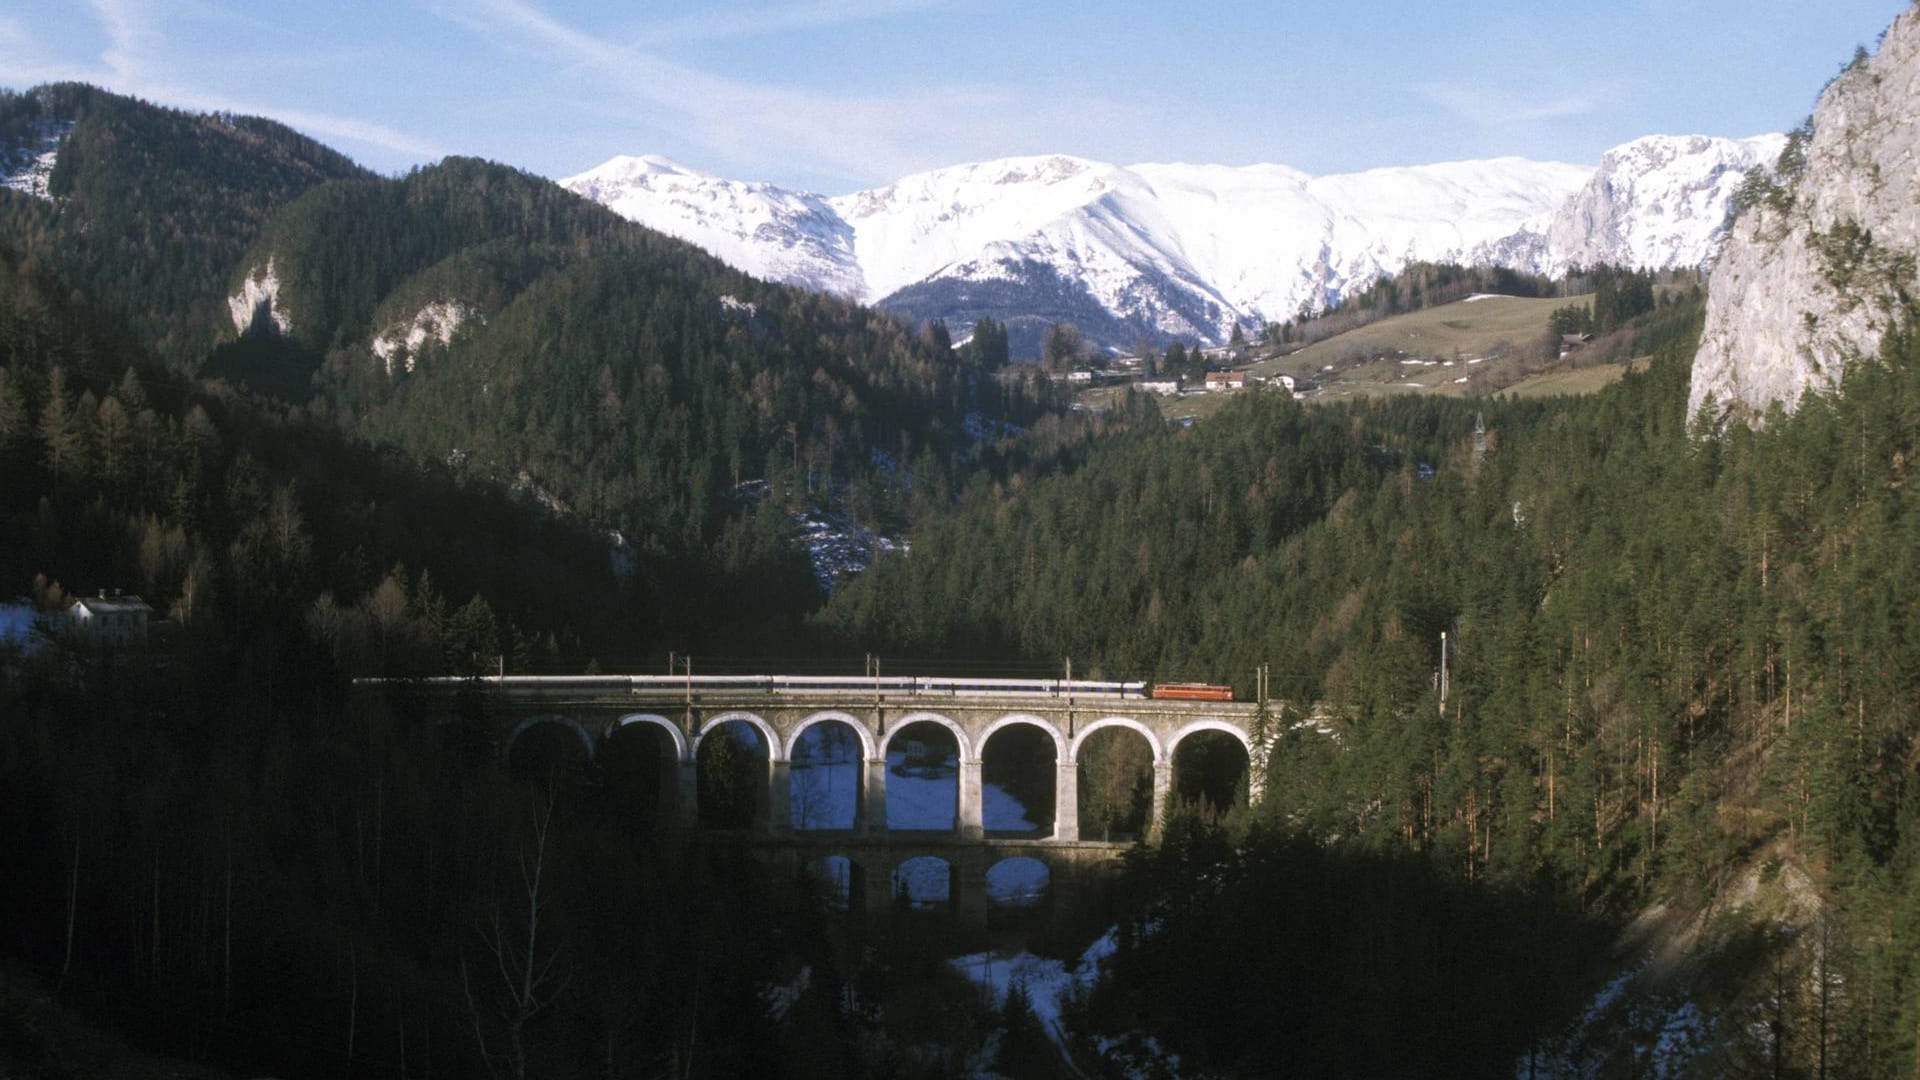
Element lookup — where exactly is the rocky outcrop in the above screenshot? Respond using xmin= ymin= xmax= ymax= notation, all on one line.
xmin=371 ymin=300 xmax=476 ymax=375
xmin=227 ymin=258 xmax=291 ymax=336
xmin=1690 ymin=7 xmax=1920 ymax=424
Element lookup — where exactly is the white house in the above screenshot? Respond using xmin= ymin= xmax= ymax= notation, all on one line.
xmin=67 ymin=591 xmax=154 ymax=646
xmin=1136 ymin=379 xmax=1181 ymax=396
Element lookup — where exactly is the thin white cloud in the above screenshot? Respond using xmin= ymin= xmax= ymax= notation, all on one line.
xmin=1414 ymin=81 xmax=1613 ymax=127
xmin=0 ymin=0 xmax=448 ymax=162
xmin=165 ymin=89 xmax=449 ymax=159
xmin=448 ymin=0 xmax=1114 ymax=186
xmin=630 ymin=0 xmax=950 ymax=48
xmin=91 ymin=0 xmax=157 ymax=83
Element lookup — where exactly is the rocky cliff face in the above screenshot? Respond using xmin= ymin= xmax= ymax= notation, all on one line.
xmin=1544 ymin=134 xmax=1785 ymax=278
xmin=1690 ymin=7 xmax=1920 ymax=424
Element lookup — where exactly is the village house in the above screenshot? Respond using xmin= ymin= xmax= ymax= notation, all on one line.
xmin=1205 ymin=370 xmax=1248 ymax=392
xmin=1136 ymin=379 xmax=1181 ymax=396
xmin=66 ymin=590 xmax=154 ymax=646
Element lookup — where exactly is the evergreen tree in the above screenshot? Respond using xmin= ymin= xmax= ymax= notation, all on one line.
xmin=36 ymin=365 xmax=85 ymax=485
xmin=0 ymin=366 xmax=27 ymax=451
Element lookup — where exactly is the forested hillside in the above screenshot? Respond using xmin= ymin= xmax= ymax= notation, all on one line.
xmin=829 ymin=317 xmax=1920 ymax=1072
xmin=0 ymin=160 xmax=908 ymax=1076
xmin=1 ymin=85 xmax=1063 ymax=640
xmin=212 ymin=154 xmax=1053 ymax=580
xmin=0 ymin=84 xmax=366 ymax=364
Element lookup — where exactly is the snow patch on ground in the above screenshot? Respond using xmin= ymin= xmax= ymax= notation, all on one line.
xmin=511 ymin=470 xmax=569 ymax=516
xmin=1 ymin=120 xmax=70 ymax=200
xmin=790 ymin=739 xmax=860 ymax=830
xmin=1463 ymin=292 xmax=1514 ymax=302
xmin=985 ymin=858 xmax=1049 ymax=907
xmin=228 ymin=259 xmax=291 ymax=336
xmin=1093 ymin=1033 xmax=1185 ymax=1080
xmin=794 ymin=744 xmax=1041 ymax=836
xmin=893 ymin=856 xmax=951 ymax=907
xmin=951 ymin=929 xmax=1121 ymax=1049
xmin=760 ymin=965 xmax=810 ymax=1022
xmin=0 ymin=603 xmax=48 ymax=655
xmin=794 ymin=508 xmax=907 ymax=593
xmin=372 ymin=300 xmax=476 ymax=374
xmin=1518 ymin=956 xmax=1713 ymax=1080
xmin=963 ymin=411 xmax=1025 ymax=443
xmin=733 ymin=479 xmax=908 ymax=593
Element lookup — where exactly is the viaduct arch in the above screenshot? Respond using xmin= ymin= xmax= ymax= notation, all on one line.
xmin=387 ymin=676 xmax=1278 ymax=925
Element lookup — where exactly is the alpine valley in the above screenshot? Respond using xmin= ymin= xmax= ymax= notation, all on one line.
xmin=563 ymin=133 xmax=1783 ymax=355
xmin=8 ymin=3 xmax=1920 ymax=1078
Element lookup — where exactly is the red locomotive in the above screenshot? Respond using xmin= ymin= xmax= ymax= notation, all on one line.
xmin=1149 ymin=682 xmax=1235 ymax=701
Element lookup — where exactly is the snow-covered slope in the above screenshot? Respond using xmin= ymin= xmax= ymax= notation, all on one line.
xmin=1543 ymin=134 xmax=1787 ymax=277
xmin=1133 ymin=156 xmax=1589 ymax=322
xmin=0 ymin=119 xmax=71 ymax=200
xmin=563 ymin=154 xmax=864 ymax=297
xmin=563 ymin=135 xmax=1780 ymax=351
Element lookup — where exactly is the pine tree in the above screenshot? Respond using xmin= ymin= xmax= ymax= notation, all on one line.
xmin=997 ymin=977 xmax=1053 ymax=1077
xmin=0 ymin=366 xmax=28 ymax=451
xmin=37 ymin=365 xmax=85 ymax=486
xmin=96 ymin=393 xmax=129 ymax=487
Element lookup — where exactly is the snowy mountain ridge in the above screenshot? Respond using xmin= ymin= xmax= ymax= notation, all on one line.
xmin=562 ymin=134 xmax=1784 ymax=351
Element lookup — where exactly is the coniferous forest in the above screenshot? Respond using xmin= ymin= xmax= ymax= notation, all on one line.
xmin=2 ymin=72 xmax=1920 ymax=1078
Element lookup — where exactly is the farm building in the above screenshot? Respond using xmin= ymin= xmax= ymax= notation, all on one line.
xmin=66 ymin=591 xmax=154 ymax=646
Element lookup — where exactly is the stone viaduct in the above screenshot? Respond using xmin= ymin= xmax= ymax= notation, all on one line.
xmin=367 ymin=674 xmax=1277 ymax=933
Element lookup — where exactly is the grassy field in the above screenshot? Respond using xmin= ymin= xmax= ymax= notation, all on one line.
xmin=1073 ymin=293 xmax=1642 ymax=417
xmin=1499 ymin=358 xmax=1645 ymax=398
xmin=1074 ymin=382 xmax=1236 ymax=421
xmin=1248 ymin=294 xmax=1568 ymax=399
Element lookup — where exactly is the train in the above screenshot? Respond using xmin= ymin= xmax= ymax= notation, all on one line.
xmin=624 ymin=674 xmax=1147 ymax=697
xmin=1148 ymin=682 xmax=1237 ymax=701
xmin=370 ymin=672 xmax=1243 ymax=701
xmin=612 ymin=674 xmax=1238 ymax=700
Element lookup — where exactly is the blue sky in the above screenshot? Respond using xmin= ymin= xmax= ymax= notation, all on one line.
xmin=1 ymin=0 xmax=1909 ymax=192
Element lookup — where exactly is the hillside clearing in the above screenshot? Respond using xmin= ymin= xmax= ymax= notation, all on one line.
xmin=1251 ymin=294 xmax=1568 ymax=397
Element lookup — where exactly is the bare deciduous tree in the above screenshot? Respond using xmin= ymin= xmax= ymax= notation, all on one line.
xmin=462 ymin=786 xmax=569 ymax=1080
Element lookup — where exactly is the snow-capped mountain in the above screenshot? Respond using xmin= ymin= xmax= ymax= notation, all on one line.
xmin=564 ymin=154 xmax=865 ymax=298
xmin=1542 ymin=134 xmax=1786 ymax=277
xmin=562 ymin=135 xmax=1781 ymax=352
